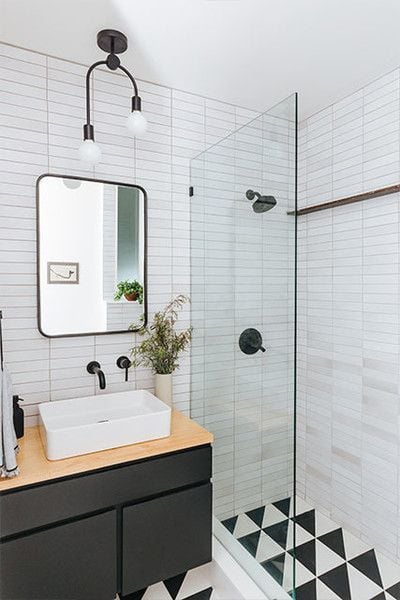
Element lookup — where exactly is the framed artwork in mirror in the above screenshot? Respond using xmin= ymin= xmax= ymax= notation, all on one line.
xmin=47 ymin=262 xmax=79 ymax=284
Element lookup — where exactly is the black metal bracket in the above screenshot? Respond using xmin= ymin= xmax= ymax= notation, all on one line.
xmin=97 ymin=29 xmax=128 ymax=54
xmin=246 ymin=189 xmax=260 ymax=201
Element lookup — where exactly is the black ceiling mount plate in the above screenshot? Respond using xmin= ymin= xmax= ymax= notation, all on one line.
xmin=97 ymin=29 xmax=128 ymax=54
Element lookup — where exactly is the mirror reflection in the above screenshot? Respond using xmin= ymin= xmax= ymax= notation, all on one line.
xmin=37 ymin=175 xmax=146 ymax=337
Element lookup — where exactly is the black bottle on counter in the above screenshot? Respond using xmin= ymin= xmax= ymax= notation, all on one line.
xmin=13 ymin=395 xmax=24 ymax=439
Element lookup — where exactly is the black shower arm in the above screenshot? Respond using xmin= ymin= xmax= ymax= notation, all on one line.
xmin=84 ymin=60 xmax=139 ymax=134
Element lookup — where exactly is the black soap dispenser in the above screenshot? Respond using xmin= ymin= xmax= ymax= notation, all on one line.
xmin=13 ymin=395 xmax=24 ymax=439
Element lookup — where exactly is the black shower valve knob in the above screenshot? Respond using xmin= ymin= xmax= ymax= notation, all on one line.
xmin=239 ymin=328 xmax=266 ymax=355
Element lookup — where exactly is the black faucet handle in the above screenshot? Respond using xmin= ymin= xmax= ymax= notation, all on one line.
xmin=116 ymin=356 xmax=131 ymax=382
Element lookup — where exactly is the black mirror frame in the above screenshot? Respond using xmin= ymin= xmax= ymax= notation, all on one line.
xmin=36 ymin=173 xmax=148 ymax=338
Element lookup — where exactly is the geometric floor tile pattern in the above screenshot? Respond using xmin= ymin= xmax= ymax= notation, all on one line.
xmin=222 ymin=496 xmax=400 ymax=600
xmin=120 ymin=563 xmax=229 ymax=599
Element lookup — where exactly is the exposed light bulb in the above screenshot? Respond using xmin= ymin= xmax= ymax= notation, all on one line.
xmin=78 ymin=139 xmax=101 ymax=165
xmin=126 ymin=111 xmax=147 ymax=137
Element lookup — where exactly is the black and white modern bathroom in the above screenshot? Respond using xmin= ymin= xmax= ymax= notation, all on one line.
xmin=0 ymin=1 xmax=399 ymax=599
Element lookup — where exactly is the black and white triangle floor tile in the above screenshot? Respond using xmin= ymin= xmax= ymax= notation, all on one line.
xmin=120 ymin=566 xmax=216 ymax=600
xmin=221 ymin=496 xmax=400 ymax=600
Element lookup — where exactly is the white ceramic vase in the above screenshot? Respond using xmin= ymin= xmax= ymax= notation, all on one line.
xmin=155 ymin=373 xmax=173 ymax=407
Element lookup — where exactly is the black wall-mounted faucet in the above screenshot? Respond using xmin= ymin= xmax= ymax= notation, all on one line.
xmin=87 ymin=361 xmax=106 ymax=389
xmin=116 ymin=356 xmax=131 ymax=382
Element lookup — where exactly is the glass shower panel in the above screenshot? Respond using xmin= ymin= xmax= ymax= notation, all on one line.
xmin=191 ymin=134 xmax=237 ymax=517
xmin=190 ymin=94 xmax=297 ymax=597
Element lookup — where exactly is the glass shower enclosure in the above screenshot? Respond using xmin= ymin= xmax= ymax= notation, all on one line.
xmin=190 ymin=94 xmax=297 ymax=598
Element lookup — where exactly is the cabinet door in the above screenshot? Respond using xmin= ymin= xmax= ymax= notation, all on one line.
xmin=0 ymin=511 xmax=116 ymax=600
xmin=122 ymin=483 xmax=212 ymax=595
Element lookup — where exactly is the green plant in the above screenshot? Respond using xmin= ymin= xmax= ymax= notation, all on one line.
xmin=114 ymin=280 xmax=143 ymax=304
xmin=130 ymin=295 xmax=192 ymax=374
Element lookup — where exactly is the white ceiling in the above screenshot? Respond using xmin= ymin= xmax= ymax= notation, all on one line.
xmin=1 ymin=0 xmax=400 ymax=119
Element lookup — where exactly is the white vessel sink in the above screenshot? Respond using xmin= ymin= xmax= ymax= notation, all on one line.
xmin=39 ymin=390 xmax=171 ymax=460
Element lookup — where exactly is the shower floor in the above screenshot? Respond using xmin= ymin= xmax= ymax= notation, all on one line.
xmin=222 ymin=496 xmax=400 ymax=600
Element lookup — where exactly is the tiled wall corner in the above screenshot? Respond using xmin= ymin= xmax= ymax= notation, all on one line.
xmin=297 ymin=66 xmax=400 ymax=565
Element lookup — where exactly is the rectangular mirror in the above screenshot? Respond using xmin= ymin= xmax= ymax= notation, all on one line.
xmin=37 ymin=175 xmax=147 ymax=337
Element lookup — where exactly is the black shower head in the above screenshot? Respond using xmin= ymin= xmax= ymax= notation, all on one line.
xmin=246 ymin=190 xmax=277 ymax=213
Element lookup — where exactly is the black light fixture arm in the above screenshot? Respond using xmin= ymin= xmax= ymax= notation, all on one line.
xmin=84 ymin=60 xmax=107 ymax=140
xmin=82 ymin=30 xmax=142 ymax=141
xmin=118 ymin=64 xmax=139 ymax=97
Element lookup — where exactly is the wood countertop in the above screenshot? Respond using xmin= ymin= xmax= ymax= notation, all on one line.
xmin=0 ymin=410 xmax=213 ymax=492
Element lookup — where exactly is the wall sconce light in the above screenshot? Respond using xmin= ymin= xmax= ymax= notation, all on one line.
xmin=79 ymin=29 xmax=147 ymax=166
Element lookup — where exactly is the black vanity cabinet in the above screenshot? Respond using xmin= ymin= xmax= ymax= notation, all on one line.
xmin=1 ymin=511 xmax=117 ymax=600
xmin=122 ymin=483 xmax=212 ymax=595
xmin=0 ymin=445 xmax=212 ymax=600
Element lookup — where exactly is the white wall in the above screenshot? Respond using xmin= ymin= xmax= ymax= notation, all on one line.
xmin=39 ymin=177 xmax=106 ymax=334
xmin=297 ymin=67 xmax=400 ymax=564
xmin=0 ymin=42 xmax=258 ymax=425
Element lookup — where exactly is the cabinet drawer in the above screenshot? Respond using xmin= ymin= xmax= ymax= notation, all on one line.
xmin=0 ymin=510 xmax=117 ymax=600
xmin=122 ymin=483 xmax=212 ymax=595
xmin=0 ymin=445 xmax=211 ymax=538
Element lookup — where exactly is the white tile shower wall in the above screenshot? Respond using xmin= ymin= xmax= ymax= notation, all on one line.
xmin=191 ymin=107 xmax=295 ymax=519
xmin=297 ymin=66 xmax=400 ymax=565
xmin=0 ymin=42 xmax=253 ymax=424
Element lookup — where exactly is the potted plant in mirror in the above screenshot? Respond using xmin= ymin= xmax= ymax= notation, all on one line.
xmin=129 ymin=295 xmax=192 ymax=407
xmin=114 ymin=280 xmax=144 ymax=304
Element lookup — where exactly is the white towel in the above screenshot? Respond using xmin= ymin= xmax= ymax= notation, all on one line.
xmin=0 ymin=365 xmax=19 ymax=478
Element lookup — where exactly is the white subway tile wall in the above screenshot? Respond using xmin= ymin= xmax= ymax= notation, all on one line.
xmin=0 ymin=42 xmax=254 ymax=424
xmin=297 ymin=66 xmax=400 ymax=565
